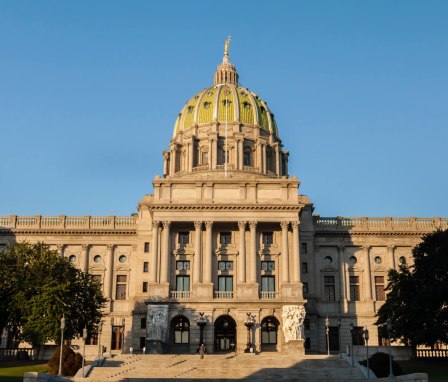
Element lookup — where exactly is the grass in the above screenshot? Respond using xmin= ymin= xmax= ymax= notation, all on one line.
xmin=0 ymin=362 xmax=48 ymax=382
xmin=398 ymin=359 xmax=448 ymax=382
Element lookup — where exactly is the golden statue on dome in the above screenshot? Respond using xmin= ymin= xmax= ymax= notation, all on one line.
xmin=224 ymin=35 xmax=231 ymax=57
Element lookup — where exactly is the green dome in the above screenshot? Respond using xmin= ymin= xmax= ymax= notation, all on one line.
xmin=173 ymin=84 xmax=278 ymax=138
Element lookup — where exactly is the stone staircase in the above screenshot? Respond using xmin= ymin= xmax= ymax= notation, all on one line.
xmin=78 ymin=353 xmax=366 ymax=381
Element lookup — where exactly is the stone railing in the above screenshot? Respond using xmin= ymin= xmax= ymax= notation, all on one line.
xmin=314 ymin=216 xmax=448 ymax=232
xmin=260 ymin=291 xmax=278 ymax=299
xmin=0 ymin=215 xmax=137 ymax=230
xmin=214 ymin=291 xmax=234 ymax=299
xmin=417 ymin=348 xmax=448 ymax=358
xmin=170 ymin=291 xmax=191 ymax=299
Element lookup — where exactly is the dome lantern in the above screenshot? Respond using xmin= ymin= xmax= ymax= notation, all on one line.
xmin=214 ymin=36 xmax=238 ymax=86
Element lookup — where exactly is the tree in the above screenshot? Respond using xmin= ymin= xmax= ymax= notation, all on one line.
xmin=0 ymin=242 xmax=107 ymax=347
xmin=376 ymin=229 xmax=448 ymax=351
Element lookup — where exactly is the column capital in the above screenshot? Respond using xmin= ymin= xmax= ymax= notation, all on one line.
xmin=291 ymin=221 xmax=299 ymax=229
xmin=82 ymin=244 xmax=90 ymax=251
xmin=106 ymin=244 xmax=114 ymax=251
xmin=249 ymin=221 xmax=257 ymax=230
xmin=57 ymin=244 xmax=65 ymax=250
xmin=337 ymin=244 xmax=345 ymax=251
xmin=205 ymin=221 xmax=213 ymax=229
xmin=280 ymin=221 xmax=289 ymax=230
xmin=238 ymin=221 xmax=247 ymax=230
xmin=162 ymin=221 xmax=171 ymax=229
xmin=387 ymin=245 xmax=396 ymax=252
xmin=194 ymin=221 xmax=202 ymax=230
xmin=152 ymin=221 xmax=160 ymax=229
xmin=362 ymin=245 xmax=371 ymax=253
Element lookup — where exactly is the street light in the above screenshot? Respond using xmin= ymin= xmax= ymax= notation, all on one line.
xmin=196 ymin=312 xmax=207 ymax=350
xmin=58 ymin=315 xmax=65 ymax=376
xmin=244 ymin=313 xmax=256 ymax=353
xmin=96 ymin=321 xmax=103 ymax=358
xmin=325 ymin=316 xmax=330 ymax=355
xmin=349 ymin=323 xmax=355 ymax=367
xmin=387 ymin=318 xmax=394 ymax=377
xmin=82 ymin=327 xmax=88 ymax=378
xmin=364 ymin=327 xmax=370 ymax=379
xmin=121 ymin=318 xmax=125 ymax=354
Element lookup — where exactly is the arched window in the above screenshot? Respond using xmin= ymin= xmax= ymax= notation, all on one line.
xmin=261 ymin=316 xmax=279 ymax=345
xmin=171 ymin=315 xmax=190 ymax=344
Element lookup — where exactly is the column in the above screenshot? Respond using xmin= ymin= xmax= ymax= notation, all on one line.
xmin=170 ymin=148 xmax=176 ymax=174
xmin=388 ymin=245 xmax=396 ymax=269
xmin=313 ymin=244 xmax=321 ymax=297
xmin=238 ymin=139 xmax=243 ymax=170
xmin=338 ymin=245 xmax=347 ymax=301
xmin=204 ymin=221 xmax=213 ymax=283
xmin=57 ymin=244 xmax=65 ymax=258
xmin=160 ymin=221 xmax=171 ymax=283
xmin=248 ymin=221 xmax=257 ymax=283
xmin=194 ymin=221 xmax=202 ymax=284
xmin=291 ymin=221 xmax=301 ymax=283
xmin=105 ymin=244 xmax=114 ymax=299
xmin=256 ymin=140 xmax=262 ymax=173
xmin=281 ymin=222 xmax=290 ymax=283
xmin=188 ymin=140 xmax=194 ymax=172
xmin=262 ymin=143 xmax=267 ymax=174
xmin=82 ymin=244 xmax=89 ymax=272
xmin=275 ymin=144 xmax=279 ymax=176
xmin=208 ymin=139 xmax=212 ymax=170
xmin=150 ymin=221 xmax=160 ymax=283
xmin=238 ymin=221 xmax=246 ymax=283
xmin=364 ymin=245 xmax=373 ymax=300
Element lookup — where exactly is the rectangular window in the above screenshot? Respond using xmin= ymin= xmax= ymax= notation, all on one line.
xmin=302 ymin=262 xmax=308 ymax=274
xmin=243 ymin=151 xmax=251 ymax=166
xmin=304 ymin=318 xmax=310 ymax=330
xmin=176 ymin=261 xmax=190 ymax=271
xmin=350 ymin=275 xmax=360 ymax=301
xmin=303 ymin=282 xmax=309 ymax=295
xmin=178 ymin=232 xmax=190 ymax=245
xmin=218 ymin=261 xmax=233 ymax=271
xmin=301 ymin=243 xmax=308 ymax=254
xmin=140 ymin=337 xmax=146 ymax=349
xmin=324 ymin=275 xmax=335 ymax=302
xmin=375 ymin=276 xmax=385 ymax=301
xmin=144 ymin=242 xmax=150 ymax=253
xmin=176 ymin=276 xmax=190 ymax=291
xmin=262 ymin=232 xmax=273 ymax=245
xmin=143 ymin=262 xmax=149 ymax=273
xmin=304 ymin=337 xmax=311 ymax=350
xmin=352 ymin=326 xmax=365 ymax=346
xmin=115 ymin=275 xmax=127 ymax=300
xmin=261 ymin=276 xmax=275 ymax=291
xmin=218 ymin=276 xmax=233 ymax=292
xmin=142 ymin=282 xmax=148 ymax=293
xmin=261 ymin=261 xmax=275 ymax=271
xmin=141 ymin=318 xmax=147 ymax=329
xmin=202 ymin=152 xmax=208 ymax=165
xmin=86 ymin=333 xmax=98 ymax=345
xmin=220 ymin=232 xmax=232 ymax=245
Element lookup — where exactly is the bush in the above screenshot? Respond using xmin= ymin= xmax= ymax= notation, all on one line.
xmin=47 ymin=345 xmax=83 ymax=376
xmin=359 ymin=351 xmax=403 ymax=378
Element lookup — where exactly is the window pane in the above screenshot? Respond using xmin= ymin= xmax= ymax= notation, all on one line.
xmin=227 ymin=277 xmax=233 ymax=291
xmin=184 ymin=276 xmax=190 ymax=291
xmin=218 ymin=277 xmax=226 ymax=291
xmin=181 ymin=331 xmax=189 ymax=343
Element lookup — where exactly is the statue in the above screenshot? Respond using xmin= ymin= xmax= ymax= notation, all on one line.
xmin=224 ymin=35 xmax=231 ymax=57
xmin=282 ymin=305 xmax=306 ymax=342
xmin=146 ymin=305 xmax=169 ymax=342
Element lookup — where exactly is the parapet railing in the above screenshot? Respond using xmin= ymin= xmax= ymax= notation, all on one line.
xmin=0 ymin=215 xmax=137 ymax=230
xmin=170 ymin=291 xmax=192 ymax=299
xmin=417 ymin=349 xmax=448 ymax=358
xmin=314 ymin=216 xmax=448 ymax=232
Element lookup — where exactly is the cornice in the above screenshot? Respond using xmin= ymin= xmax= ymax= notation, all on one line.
xmin=1 ymin=229 xmax=137 ymax=236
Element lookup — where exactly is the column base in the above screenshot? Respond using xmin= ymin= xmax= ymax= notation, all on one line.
xmin=237 ymin=283 xmax=259 ymax=299
xmin=283 ymin=339 xmax=305 ymax=355
xmin=147 ymin=282 xmax=170 ymax=300
xmin=193 ymin=283 xmax=214 ymax=299
xmin=281 ymin=282 xmax=304 ymax=299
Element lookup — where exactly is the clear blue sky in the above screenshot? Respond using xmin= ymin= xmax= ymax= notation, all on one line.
xmin=1 ymin=1 xmax=447 ymax=217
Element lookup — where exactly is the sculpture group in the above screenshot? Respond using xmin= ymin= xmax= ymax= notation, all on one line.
xmin=282 ymin=305 xmax=306 ymax=342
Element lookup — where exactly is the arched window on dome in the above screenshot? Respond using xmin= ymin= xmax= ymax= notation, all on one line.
xmin=243 ymin=143 xmax=253 ymax=167
xmin=267 ymin=147 xmax=276 ymax=173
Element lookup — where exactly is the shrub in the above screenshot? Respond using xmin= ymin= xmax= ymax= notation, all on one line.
xmin=359 ymin=351 xmax=403 ymax=378
xmin=47 ymin=345 xmax=83 ymax=376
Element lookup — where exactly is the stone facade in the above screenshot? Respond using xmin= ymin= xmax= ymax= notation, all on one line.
xmin=1 ymin=43 xmax=447 ymax=356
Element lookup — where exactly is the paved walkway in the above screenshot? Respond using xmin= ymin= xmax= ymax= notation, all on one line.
xmin=79 ymin=353 xmax=365 ymax=381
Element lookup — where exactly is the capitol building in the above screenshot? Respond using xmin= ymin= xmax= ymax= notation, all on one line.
xmin=1 ymin=41 xmax=446 ymax=356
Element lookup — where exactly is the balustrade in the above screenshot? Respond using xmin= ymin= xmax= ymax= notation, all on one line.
xmin=214 ymin=291 xmax=234 ymax=299
xmin=260 ymin=291 xmax=277 ymax=299
xmin=170 ymin=291 xmax=191 ymax=299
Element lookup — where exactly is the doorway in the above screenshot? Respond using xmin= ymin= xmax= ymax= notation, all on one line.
xmin=214 ymin=315 xmax=236 ymax=352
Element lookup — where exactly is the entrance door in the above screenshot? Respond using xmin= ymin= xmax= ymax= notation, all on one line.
xmin=111 ymin=326 xmax=123 ymax=350
xmin=214 ymin=315 xmax=236 ymax=352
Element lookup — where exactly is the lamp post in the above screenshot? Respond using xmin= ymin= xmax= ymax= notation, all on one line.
xmin=121 ymin=318 xmax=125 ymax=354
xmin=244 ymin=313 xmax=256 ymax=353
xmin=97 ymin=321 xmax=103 ymax=358
xmin=364 ymin=327 xmax=370 ymax=379
xmin=387 ymin=318 xmax=394 ymax=377
xmin=58 ymin=315 xmax=65 ymax=376
xmin=197 ymin=312 xmax=207 ymax=350
xmin=82 ymin=327 xmax=88 ymax=378
xmin=325 ymin=316 xmax=330 ymax=355
xmin=349 ymin=323 xmax=355 ymax=367
xmin=337 ymin=317 xmax=341 ymax=357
